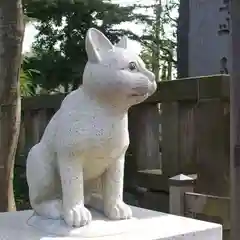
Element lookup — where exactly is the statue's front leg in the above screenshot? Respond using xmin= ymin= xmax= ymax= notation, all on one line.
xmin=103 ymin=154 xmax=132 ymax=220
xmin=58 ymin=153 xmax=92 ymax=227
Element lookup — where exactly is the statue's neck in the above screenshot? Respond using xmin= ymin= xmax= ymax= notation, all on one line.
xmin=80 ymin=86 xmax=129 ymax=116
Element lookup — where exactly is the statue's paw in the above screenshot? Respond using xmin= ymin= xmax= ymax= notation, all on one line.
xmin=104 ymin=200 xmax=132 ymax=220
xmin=63 ymin=204 xmax=92 ymax=227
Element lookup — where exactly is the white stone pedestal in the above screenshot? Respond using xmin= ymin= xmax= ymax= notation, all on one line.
xmin=0 ymin=206 xmax=222 ymax=240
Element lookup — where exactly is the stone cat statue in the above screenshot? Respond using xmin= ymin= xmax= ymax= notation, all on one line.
xmin=26 ymin=28 xmax=157 ymax=228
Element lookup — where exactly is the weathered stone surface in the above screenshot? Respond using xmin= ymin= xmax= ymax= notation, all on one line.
xmin=0 ymin=206 xmax=222 ymax=239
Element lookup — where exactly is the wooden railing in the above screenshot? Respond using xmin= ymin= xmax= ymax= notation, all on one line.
xmin=16 ymin=74 xmax=230 ymax=213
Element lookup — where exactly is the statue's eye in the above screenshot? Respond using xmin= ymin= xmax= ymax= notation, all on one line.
xmin=128 ymin=62 xmax=138 ymax=71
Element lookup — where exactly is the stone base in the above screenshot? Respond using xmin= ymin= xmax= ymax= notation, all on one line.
xmin=0 ymin=206 xmax=222 ymax=240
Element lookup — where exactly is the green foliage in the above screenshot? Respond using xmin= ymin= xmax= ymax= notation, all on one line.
xmin=140 ymin=0 xmax=179 ymax=81
xmin=22 ymin=0 xmax=179 ymax=89
xmin=20 ymin=69 xmax=32 ymax=97
xmin=20 ymin=57 xmax=40 ymax=97
xmin=14 ymin=163 xmax=30 ymax=210
xmin=23 ymin=0 xmax=149 ymax=92
xmin=22 ymin=52 xmax=67 ymax=93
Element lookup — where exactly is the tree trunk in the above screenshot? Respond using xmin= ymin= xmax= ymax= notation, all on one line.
xmin=0 ymin=0 xmax=24 ymax=211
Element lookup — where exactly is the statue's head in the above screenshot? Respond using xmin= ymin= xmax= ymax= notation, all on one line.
xmin=82 ymin=28 xmax=157 ymax=108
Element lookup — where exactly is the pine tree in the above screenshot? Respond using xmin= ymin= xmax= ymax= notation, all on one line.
xmin=23 ymin=0 xmax=148 ymax=92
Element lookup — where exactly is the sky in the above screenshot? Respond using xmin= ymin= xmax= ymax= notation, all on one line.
xmin=22 ymin=0 xmax=156 ymax=53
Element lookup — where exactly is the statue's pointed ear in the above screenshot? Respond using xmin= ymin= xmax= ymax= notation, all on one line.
xmin=85 ymin=28 xmax=113 ymax=63
xmin=115 ymin=36 xmax=128 ymax=49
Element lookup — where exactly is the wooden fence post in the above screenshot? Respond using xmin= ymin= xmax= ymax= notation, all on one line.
xmin=169 ymin=174 xmax=196 ymax=216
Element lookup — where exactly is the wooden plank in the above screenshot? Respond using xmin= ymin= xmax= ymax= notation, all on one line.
xmin=124 ymin=153 xmax=136 ymax=189
xmin=185 ymin=192 xmax=230 ymax=230
xmin=194 ymin=99 xmax=230 ymax=196
xmin=32 ymin=109 xmax=48 ymax=142
xmin=178 ymin=102 xmax=197 ymax=174
xmin=16 ymin=116 xmax=26 ymax=155
xmin=22 ymin=94 xmax=65 ymax=111
xmin=162 ymin=98 xmax=230 ymax=198
xmin=22 ymin=110 xmax=35 ymax=153
xmin=138 ymin=169 xmax=162 ymax=175
xmin=136 ymin=170 xmax=169 ymax=192
xmin=198 ymin=75 xmax=229 ymax=99
xmin=138 ymin=191 xmax=169 ymax=213
xmin=161 ymin=102 xmax=179 ymax=177
xmin=146 ymin=74 xmax=229 ymax=103
xmin=128 ymin=103 xmax=161 ymax=171
xmin=16 ymin=108 xmax=56 ymax=167
xmin=15 ymin=117 xmax=26 ymax=167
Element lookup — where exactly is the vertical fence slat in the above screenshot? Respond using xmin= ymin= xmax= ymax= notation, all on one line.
xmin=161 ymin=102 xmax=179 ymax=177
xmin=129 ymin=103 xmax=161 ymax=171
xmin=195 ymin=99 xmax=230 ymax=197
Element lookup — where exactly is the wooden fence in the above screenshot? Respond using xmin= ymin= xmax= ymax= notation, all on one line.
xmin=16 ymin=74 xmax=230 ymax=213
xmin=169 ymin=174 xmax=230 ymax=240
